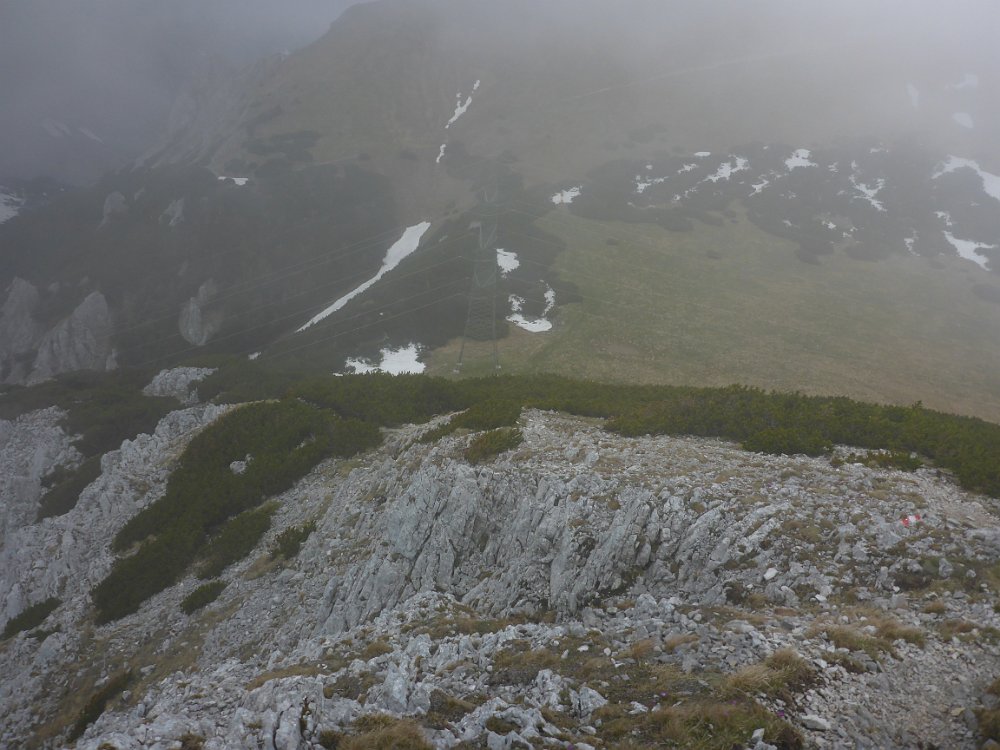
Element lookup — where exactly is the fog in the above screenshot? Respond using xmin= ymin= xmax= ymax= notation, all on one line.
xmin=0 ymin=0 xmax=368 ymax=183
xmin=1 ymin=0 xmax=998 ymax=184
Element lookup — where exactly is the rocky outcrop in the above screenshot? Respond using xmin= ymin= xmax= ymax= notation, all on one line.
xmin=3 ymin=408 xmax=1000 ymax=748
xmin=27 ymin=291 xmax=116 ymax=384
xmin=178 ymin=280 xmax=221 ymax=346
xmin=142 ymin=366 xmax=216 ymax=406
xmin=0 ymin=407 xmax=78 ymax=552
xmin=0 ymin=277 xmax=44 ymax=382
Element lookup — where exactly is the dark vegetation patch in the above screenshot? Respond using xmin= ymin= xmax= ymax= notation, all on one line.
xmin=420 ymin=398 xmax=521 ymax=443
xmin=180 ymin=581 xmax=227 ymax=615
xmin=464 ymin=427 xmax=523 ymax=464
xmin=197 ymin=504 xmax=277 ymax=579
xmin=0 ymin=370 xmax=177 ymax=458
xmin=272 ymin=521 xmax=317 ymax=560
xmin=1 ymin=597 xmax=60 ymax=640
xmin=37 ymin=456 xmax=102 ymax=520
xmin=214 ymin=368 xmax=1000 ymax=500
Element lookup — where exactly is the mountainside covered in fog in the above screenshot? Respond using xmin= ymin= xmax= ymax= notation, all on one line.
xmin=2 ymin=0 xmax=999 ymax=417
xmin=0 ymin=0 xmax=364 ymax=185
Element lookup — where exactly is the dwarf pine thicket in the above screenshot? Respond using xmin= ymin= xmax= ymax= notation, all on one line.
xmin=5 ymin=365 xmax=998 ymax=624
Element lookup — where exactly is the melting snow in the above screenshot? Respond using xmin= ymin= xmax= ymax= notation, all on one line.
xmin=436 ymin=144 xmax=447 ymax=164
xmin=446 ymin=80 xmax=481 ymax=129
xmin=79 ymin=127 xmax=104 ymax=144
xmin=705 ymin=157 xmax=749 ymax=183
xmin=218 ymin=176 xmax=249 ymax=186
xmin=552 ymin=187 xmax=581 ymax=205
xmin=507 ymin=285 xmax=555 ymax=333
xmin=907 ymin=83 xmax=920 ymax=108
xmin=949 ymin=73 xmax=980 ymax=90
xmin=936 ymin=211 xmax=954 ymax=228
xmin=345 ymin=343 xmax=425 ymax=375
xmin=904 ymin=234 xmax=917 ymax=255
xmin=785 ymin=149 xmax=817 ymax=170
xmin=933 ymin=156 xmax=1000 ymax=203
xmin=0 ymin=190 xmax=22 ymax=224
xmin=944 ymin=232 xmax=995 ymax=270
xmin=161 ymin=198 xmax=185 ymax=228
xmin=40 ymin=118 xmax=71 ymax=139
xmin=678 ymin=164 xmax=698 ymax=173
xmin=297 ymin=222 xmax=431 ymax=332
xmin=850 ymin=175 xmax=887 ymax=211
xmin=496 ymin=249 xmax=519 ymax=277
xmin=953 ymin=112 xmax=974 ymax=129
xmin=749 ymin=177 xmax=770 ymax=196
xmin=694 ymin=152 xmax=711 ymax=158
xmin=636 ymin=175 xmax=669 ymax=194
xmin=248 ymin=352 xmax=261 ymax=361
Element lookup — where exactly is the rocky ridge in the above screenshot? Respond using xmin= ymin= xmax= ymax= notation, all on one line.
xmin=2 ymin=382 xmax=1000 ymax=748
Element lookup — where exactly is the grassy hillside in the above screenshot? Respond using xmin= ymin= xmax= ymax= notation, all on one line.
xmin=424 ymin=207 xmax=1000 ymax=422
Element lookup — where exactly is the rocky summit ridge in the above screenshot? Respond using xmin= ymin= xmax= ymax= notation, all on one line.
xmin=2 ymin=371 xmax=1000 ymax=749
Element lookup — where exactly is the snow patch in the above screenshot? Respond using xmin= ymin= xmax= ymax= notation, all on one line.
xmin=749 ymin=177 xmax=770 ymax=196
xmin=694 ymin=152 xmax=711 ymax=158
xmin=218 ymin=176 xmax=249 ymax=186
xmin=953 ymin=112 xmax=974 ymax=129
xmin=345 ymin=343 xmax=426 ymax=375
xmin=849 ymin=175 xmax=887 ymax=212
xmin=446 ymin=80 xmax=481 ymax=129
xmin=785 ymin=149 xmax=817 ymax=170
xmin=552 ymin=187 xmax=581 ymax=205
xmin=944 ymin=232 xmax=995 ymax=270
xmin=248 ymin=352 xmax=261 ymax=361
xmin=436 ymin=144 xmax=447 ymax=164
xmin=0 ymin=189 xmax=22 ymax=224
xmin=297 ymin=222 xmax=431 ymax=332
xmin=678 ymin=164 xmax=698 ymax=173
xmin=948 ymin=73 xmax=979 ymax=90
xmin=705 ymin=157 xmax=749 ymax=183
xmin=40 ymin=118 xmax=71 ymax=139
xmin=507 ymin=285 xmax=555 ymax=333
xmin=79 ymin=127 xmax=104 ymax=144
xmin=496 ymin=249 xmax=519 ymax=277
xmin=904 ymin=234 xmax=917 ymax=256
xmin=933 ymin=156 xmax=1000 ymax=203
xmin=161 ymin=198 xmax=185 ymax=228
xmin=907 ymin=83 xmax=920 ymax=108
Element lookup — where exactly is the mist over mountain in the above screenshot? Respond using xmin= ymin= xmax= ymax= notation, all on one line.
xmin=0 ymin=0 xmax=368 ymax=184
xmin=5 ymin=3 xmax=1000 ymax=749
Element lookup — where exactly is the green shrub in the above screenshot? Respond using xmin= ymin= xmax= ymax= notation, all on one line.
xmin=2 ymin=597 xmax=60 ymax=640
xmin=272 ymin=521 xmax=317 ymax=560
xmin=198 ymin=504 xmax=276 ymax=579
xmin=464 ymin=428 xmax=523 ymax=465
xmin=68 ymin=670 xmax=132 ymax=741
xmin=181 ymin=581 xmax=227 ymax=615
xmin=743 ymin=427 xmax=831 ymax=457
xmin=421 ymin=399 xmax=522 ymax=443
xmin=37 ymin=456 xmax=103 ymax=520
xmin=94 ymin=400 xmax=380 ymax=623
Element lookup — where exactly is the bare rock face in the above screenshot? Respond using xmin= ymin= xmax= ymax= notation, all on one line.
xmin=27 ymin=292 xmax=116 ymax=384
xmin=178 ymin=280 xmax=221 ymax=346
xmin=142 ymin=366 xmax=217 ymax=405
xmin=4 ymin=409 xmax=1000 ymax=749
xmin=99 ymin=191 xmax=128 ymax=228
xmin=0 ymin=278 xmax=44 ymax=383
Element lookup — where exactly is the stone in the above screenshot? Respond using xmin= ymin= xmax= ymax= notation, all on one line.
xmin=801 ymin=715 xmax=832 ymax=731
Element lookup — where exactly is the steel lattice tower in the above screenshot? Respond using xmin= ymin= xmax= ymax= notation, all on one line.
xmin=456 ymin=177 xmax=502 ymax=374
